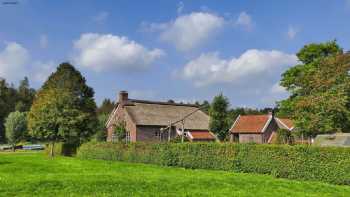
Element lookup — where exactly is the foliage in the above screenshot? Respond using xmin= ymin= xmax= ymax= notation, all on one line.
xmin=209 ymin=94 xmax=230 ymax=140
xmin=45 ymin=142 xmax=79 ymax=156
xmin=2 ymin=153 xmax=349 ymax=196
xmin=114 ymin=122 xmax=126 ymax=142
xmin=200 ymin=100 xmax=210 ymax=114
xmin=28 ymin=88 xmax=91 ymax=156
xmin=275 ymin=128 xmax=293 ymax=144
xmin=278 ymin=41 xmax=349 ymax=136
xmin=97 ymin=99 xmax=115 ymax=115
xmin=28 ymin=63 xmax=97 ymax=156
xmin=15 ymin=77 xmax=36 ymax=112
xmin=4 ymin=111 xmax=27 ymax=150
xmin=94 ymin=114 xmax=109 ymax=142
xmin=78 ymin=142 xmax=350 ymax=185
xmin=0 ymin=77 xmax=36 ymax=143
xmin=39 ymin=62 xmax=98 ymax=134
xmin=0 ymin=79 xmax=17 ymax=142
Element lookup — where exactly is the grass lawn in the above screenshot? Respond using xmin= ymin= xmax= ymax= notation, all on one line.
xmin=0 ymin=152 xmax=349 ymax=197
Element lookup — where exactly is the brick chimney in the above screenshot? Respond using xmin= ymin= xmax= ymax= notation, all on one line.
xmin=118 ymin=91 xmax=128 ymax=106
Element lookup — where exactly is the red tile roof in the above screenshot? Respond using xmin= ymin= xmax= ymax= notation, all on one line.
xmin=188 ymin=130 xmax=216 ymax=140
xmin=277 ymin=118 xmax=294 ymax=129
xmin=231 ymin=115 xmax=271 ymax=133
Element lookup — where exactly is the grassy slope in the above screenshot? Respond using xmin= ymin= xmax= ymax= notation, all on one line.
xmin=0 ymin=153 xmax=349 ymax=197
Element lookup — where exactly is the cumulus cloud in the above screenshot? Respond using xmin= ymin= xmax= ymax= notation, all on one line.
xmin=180 ymin=49 xmax=298 ymax=87
xmin=177 ymin=1 xmax=184 ymax=14
xmin=287 ymin=26 xmax=299 ymax=40
xmin=142 ymin=12 xmax=225 ymax=51
xmin=0 ymin=42 xmax=55 ymax=83
xmin=92 ymin=11 xmax=109 ymax=23
xmin=236 ymin=12 xmax=253 ymax=30
xmin=270 ymin=82 xmax=288 ymax=95
xmin=73 ymin=33 xmax=164 ymax=72
xmin=32 ymin=61 xmax=56 ymax=82
xmin=0 ymin=42 xmax=30 ymax=81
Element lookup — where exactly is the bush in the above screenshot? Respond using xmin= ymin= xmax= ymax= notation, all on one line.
xmin=46 ymin=142 xmax=79 ymax=156
xmin=77 ymin=142 xmax=350 ymax=185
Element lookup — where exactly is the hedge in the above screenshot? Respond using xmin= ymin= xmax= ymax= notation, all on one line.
xmin=77 ymin=142 xmax=350 ymax=185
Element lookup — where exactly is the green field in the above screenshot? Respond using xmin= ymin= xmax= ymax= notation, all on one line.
xmin=0 ymin=152 xmax=349 ymax=196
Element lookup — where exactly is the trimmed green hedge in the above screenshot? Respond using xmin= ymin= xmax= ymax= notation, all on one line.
xmin=77 ymin=142 xmax=350 ymax=185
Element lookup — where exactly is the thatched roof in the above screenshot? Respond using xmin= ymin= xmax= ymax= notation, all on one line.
xmin=124 ymin=99 xmax=209 ymax=130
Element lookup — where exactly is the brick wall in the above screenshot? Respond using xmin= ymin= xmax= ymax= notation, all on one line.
xmin=239 ymin=134 xmax=263 ymax=143
xmin=136 ymin=125 xmax=177 ymax=142
xmin=106 ymin=105 xmax=137 ymax=142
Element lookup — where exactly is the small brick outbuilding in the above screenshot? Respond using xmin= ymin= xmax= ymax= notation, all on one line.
xmin=230 ymin=113 xmax=294 ymax=144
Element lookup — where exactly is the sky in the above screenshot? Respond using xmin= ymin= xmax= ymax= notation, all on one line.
xmin=0 ymin=0 xmax=350 ymax=108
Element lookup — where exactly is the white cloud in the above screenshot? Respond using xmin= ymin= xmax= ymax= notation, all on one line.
xmin=287 ymin=26 xmax=299 ymax=40
xmin=143 ymin=12 xmax=225 ymax=51
xmin=270 ymin=82 xmax=287 ymax=94
xmin=236 ymin=12 xmax=253 ymax=30
xmin=177 ymin=1 xmax=184 ymax=14
xmin=180 ymin=49 xmax=297 ymax=87
xmin=0 ymin=42 xmax=30 ymax=81
xmin=39 ymin=34 xmax=48 ymax=49
xmin=32 ymin=61 xmax=56 ymax=82
xmin=0 ymin=42 xmax=55 ymax=83
xmin=92 ymin=11 xmax=109 ymax=24
xmin=73 ymin=33 xmax=164 ymax=72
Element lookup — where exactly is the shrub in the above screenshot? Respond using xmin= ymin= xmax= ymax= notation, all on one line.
xmin=46 ymin=142 xmax=79 ymax=156
xmin=77 ymin=142 xmax=350 ymax=185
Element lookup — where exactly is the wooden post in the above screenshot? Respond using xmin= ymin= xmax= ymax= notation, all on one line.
xmin=168 ymin=121 xmax=172 ymax=142
xmin=181 ymin=120 xmax=185 ymax=143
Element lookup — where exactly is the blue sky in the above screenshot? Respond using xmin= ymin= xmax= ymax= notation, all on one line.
xmin=1 ymin=0 xmax=350 ymax=108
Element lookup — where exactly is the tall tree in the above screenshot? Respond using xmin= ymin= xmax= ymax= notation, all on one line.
xmin=28 ymin=63 xmax=97 ymax=155
xmin=5 ymin=111 xmax=27 ymax=151
xmin=15 ymin=77 xmax=36 ymax=112
xmin=29 ymin=89 xmax=91 ymax=156
xmin=278 ymin=41 xmax=347 ymax=138
xmin=97 ymin=99 xmax=115 ymax=115
xmin=209 ymin=94 xmax=230 ymax=141
xmin=0 ymin=79 xmax=17 ymax=142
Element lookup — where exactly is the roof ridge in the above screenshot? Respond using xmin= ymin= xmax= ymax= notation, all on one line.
xmin=129 ymin=99 xmax=199 ymax=107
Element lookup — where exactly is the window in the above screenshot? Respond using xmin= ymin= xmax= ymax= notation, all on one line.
xmin=155 ymin=131 xmax=161 ymax=137
xmin=125 ymin=131 xmax=131 ymax=143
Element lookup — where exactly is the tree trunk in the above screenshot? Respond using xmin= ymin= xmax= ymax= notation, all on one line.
xmin=12 ymin=144 xmax=15 ymax=152
xmin=50 ymin=141 xmax=55 ymax=158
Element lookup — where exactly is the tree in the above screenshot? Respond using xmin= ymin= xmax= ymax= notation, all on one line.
xmin=5 ymin=111 xmax=27 ymax=151
xmin=95 ymin=113 xmax=109 ymax=141
xmin=209 ymin=94 xmax=230 ymax=141
xmin=16 ymin=77 xmax=36 ymax=112
xmin=97 ymin=99 xmax=115 ymax=115
xmin=28 ymin=63 xmax=98 ymax=156
xmin=276 ymin=128 xmax=293 ymax=144
xmin=278 ymin=41 xmax=348 ymax=138
xmin=200 ymin=100 xmax=210 ymax=114
xmin=0 ymin=79 xmax=17 ymax=143
xmin=29 ymin=89 xmax=91 ymax=156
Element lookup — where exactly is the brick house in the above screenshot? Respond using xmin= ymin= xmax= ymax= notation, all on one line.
xmin=230 ymin=112 xmax=294 ymax=144
xmin=106 ymin=91 xmax=216 ymax=142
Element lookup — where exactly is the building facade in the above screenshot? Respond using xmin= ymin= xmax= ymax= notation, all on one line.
xmin=106 ymin=91 xmax=216 ymax=142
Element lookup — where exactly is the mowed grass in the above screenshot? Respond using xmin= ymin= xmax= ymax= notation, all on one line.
xmin=0 ymin=153 xmax=349 ymax=197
